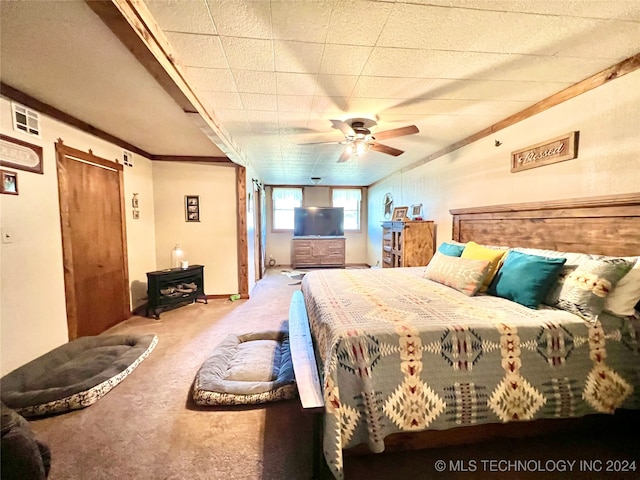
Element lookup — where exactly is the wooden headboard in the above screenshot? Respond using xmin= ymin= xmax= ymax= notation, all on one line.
xmin=450 ymin=192 xmax=640 ymax=257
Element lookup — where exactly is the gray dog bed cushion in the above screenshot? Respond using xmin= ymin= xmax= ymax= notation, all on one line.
xmin=193 ymin=330 xmax=296 ymax=406
xmin=1 ymin=334 xmax=158 ymax=418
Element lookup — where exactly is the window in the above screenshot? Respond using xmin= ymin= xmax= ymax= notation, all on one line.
xmin=272 ymin=187 xmax=302 ymax=230
xmin=332 ymin=188 xmax=361 ymax=231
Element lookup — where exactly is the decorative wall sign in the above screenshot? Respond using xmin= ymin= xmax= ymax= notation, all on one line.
xmin=0 ymin=134 xmax=43 ymax=174
xmin=511 ymin=131 xmax=579 ymax=173
xmin=383 ymin=193 xmax=393 ymax=219
xmin=1 ymin=169 xmax=19 ymax=195
xmin=185 ymin=195 xmax=200 ymax=222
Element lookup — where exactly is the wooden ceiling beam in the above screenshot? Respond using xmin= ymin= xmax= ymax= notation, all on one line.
xmin=150 ymin=155 xmax=233 ymax=164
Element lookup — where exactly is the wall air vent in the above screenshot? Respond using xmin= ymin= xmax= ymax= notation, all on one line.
xmin=123 ymin=150 xmax=133 ymax=167
xmin=12 ymin=103 xmax=41 ymax=137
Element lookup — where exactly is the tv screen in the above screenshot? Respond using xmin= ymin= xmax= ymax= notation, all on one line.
xmin=294 ymin=207 xmax=344 ymax=237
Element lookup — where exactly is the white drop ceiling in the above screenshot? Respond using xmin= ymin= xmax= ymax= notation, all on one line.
xmin=1 ymin=1 xmax=639 ymax=186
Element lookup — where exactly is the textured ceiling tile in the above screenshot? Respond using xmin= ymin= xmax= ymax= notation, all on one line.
xmin=213 ymin=107 xmax=247 ymax=122
xmin=187 ymin=67 xmax=237 ymax=92
xmin=240 ymin=93 xmax=278 ymax=111
xmin=200 ymin=90 xmax=244 ymax=110
xmin=276 ymin=72 xmax=318 ymax=96
xmin=274 ymin=41 xmax=324 ymax=73
xmin=347 ymin=97 xmax=399 ymax=116
xmin=320 ymin=44 xmax=373 ymax=75
xmin=439 ymin=0 xmax=640 ymax=20
xmin=271 ymin=1 xmax=331 ymax=42
xmin=311 ymin=96 xmax=349 ymax=115
xmin=245 ymin=110 xmax=279 ymax=126
xmin=145 ymin=0 xmax=216 ymax=35
xmin=468 ymin=12 xmax=567 ymax=55
xmin=378 ymin=4 xmax=480 ymax=51
xmin=325 ymin=1 xmax=394 ymax=46
xmin=220 ymin=37 xmax=274 ymax=70
xmin=352 ymin=77 xmax=436 ymax=99
xmin=552 ymin=17 xmax=640 ymax=59
xmin=206 ymin=0 xmax=272 ymax=39
xmin=233 ymin=70 xmax=277 ymax=94
xmin=166 ymin=32 xmax=226 ymax=68
xmin=315 ymin=75 xmax=359 ymax=97
xmin=492 ymin=55 xmax=616 ymax=82
xmin=277 ymin=95 xmax=314 ymax=113
xmin=362 ymin=48 xmax=445 ymax=78
xmin=444 ymin=79 xmax=572 ymax=102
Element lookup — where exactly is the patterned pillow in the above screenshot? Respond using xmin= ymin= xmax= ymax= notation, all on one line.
xmin=460 ymin=241 xmax=508 ymax=292
xmin=424 ymin=251 xmax=491 ymax=296
xmin=552 ymin=258 xmax=634 ymax=322
xmin=604 ymin=260 xmax=640 ymax=316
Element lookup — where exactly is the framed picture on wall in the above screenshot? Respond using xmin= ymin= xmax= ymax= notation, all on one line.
xmin=185 ymin=195 xmax=200 ymax=222
xmin=0 ymin=169 xmax=18 ymax=195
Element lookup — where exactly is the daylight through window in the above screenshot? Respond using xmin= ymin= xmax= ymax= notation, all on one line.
xmin=272 ymin=187 xmax=302 ymax=230
xmin=332 ymin=188 xmax=361 ymax=231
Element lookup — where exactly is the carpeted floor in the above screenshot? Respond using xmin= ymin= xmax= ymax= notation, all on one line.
xmin=27 ymin=268 xmax=640 ymax=480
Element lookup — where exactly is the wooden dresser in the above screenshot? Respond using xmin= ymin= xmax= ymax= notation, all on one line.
xmin=291 ymin=236 xmax=346 ymax=269
xmin=381 ymin=220 xmax=435 ymax=268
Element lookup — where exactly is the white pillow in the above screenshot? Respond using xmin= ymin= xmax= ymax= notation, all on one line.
xmin=605 ymin=260 xmax=640 ymax=316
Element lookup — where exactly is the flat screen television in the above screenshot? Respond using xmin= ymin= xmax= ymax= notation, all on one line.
xmin=293 ymin=207 xmax=344 ymax=237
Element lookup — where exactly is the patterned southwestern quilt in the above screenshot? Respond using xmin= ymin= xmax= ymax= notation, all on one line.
xmin=300 ymin=267 xmax=640 ymax=480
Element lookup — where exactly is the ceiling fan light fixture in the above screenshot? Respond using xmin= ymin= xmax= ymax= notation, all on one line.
xmin=354 ymin=139 xmax=370 ymax=156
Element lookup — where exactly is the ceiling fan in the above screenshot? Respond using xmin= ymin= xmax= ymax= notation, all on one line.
xmin=302 ymin=117 xmax=419 ymax=163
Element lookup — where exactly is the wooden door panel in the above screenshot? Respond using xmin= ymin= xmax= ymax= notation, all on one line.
xmin=56 ymin=142 xmax=130 ymax=339
xmin=75 ymin=270 xmax=128 ymax=336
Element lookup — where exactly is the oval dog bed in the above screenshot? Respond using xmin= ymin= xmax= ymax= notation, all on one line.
xmin=1 ymin=334 xmax=158 ymax=418
xmin=193 ymin=330 xmax=296 ymax=406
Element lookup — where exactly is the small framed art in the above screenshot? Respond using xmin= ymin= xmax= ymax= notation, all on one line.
xmin=392 ymin=206 xmax=408 ymax=221
xmin=410 ymin=203 xmax=423 ymax=220
xmin=1 ymin=170 xmax=18 ymax=195
xmin=185 ymin=195 xmax=200 ymax=222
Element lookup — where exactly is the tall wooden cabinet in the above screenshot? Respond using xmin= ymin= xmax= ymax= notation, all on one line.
xmin=381 ymin=220 xmax=435 ymax=268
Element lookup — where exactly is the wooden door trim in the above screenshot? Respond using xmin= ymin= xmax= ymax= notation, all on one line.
xmin=236 ymin=166 xmax=249 ymax=298
xmin=55 ymin=139 xmax=130 ymax=339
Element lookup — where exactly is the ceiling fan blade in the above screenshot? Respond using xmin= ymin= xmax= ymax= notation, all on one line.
xmin=331 ymin=119 xmax=355 ymax=137
xmin=337 ymin=149 xmax=352 ymax=163
xmin=299 ymin=140 xmax=340 ymax=145
xmin=373 ymin=125 xmax=419 ymax=140
xmin=370 ymin=142 xmax=404 ymax=157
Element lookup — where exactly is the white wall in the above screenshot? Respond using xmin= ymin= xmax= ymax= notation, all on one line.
xmin=367 ymin=70 xmax=640 ymax=266
xmin=152 ymin=161 xmax=238 ymax=295
xmin=0 ymin=96 xmax=157 ymax=375
xmin=265 ymin=185 xmax=369 ymax=267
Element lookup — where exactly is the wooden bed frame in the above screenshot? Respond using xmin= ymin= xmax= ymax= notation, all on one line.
xmin=289 ymin=192 xmax=640 ymax=470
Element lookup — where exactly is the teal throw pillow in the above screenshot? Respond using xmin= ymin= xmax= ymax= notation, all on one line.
xmin=437 ymin=242 xmax=465 ymax=257
xmin=488 ymin=251 xmax=567 ymax=309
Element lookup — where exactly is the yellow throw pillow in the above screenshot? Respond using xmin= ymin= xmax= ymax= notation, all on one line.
xmin=461 ymin=241 xmax=508 ymax=292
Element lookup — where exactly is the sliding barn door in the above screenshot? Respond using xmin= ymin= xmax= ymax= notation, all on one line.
xmin=56 ymin=141 xmax=130 ymax=339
